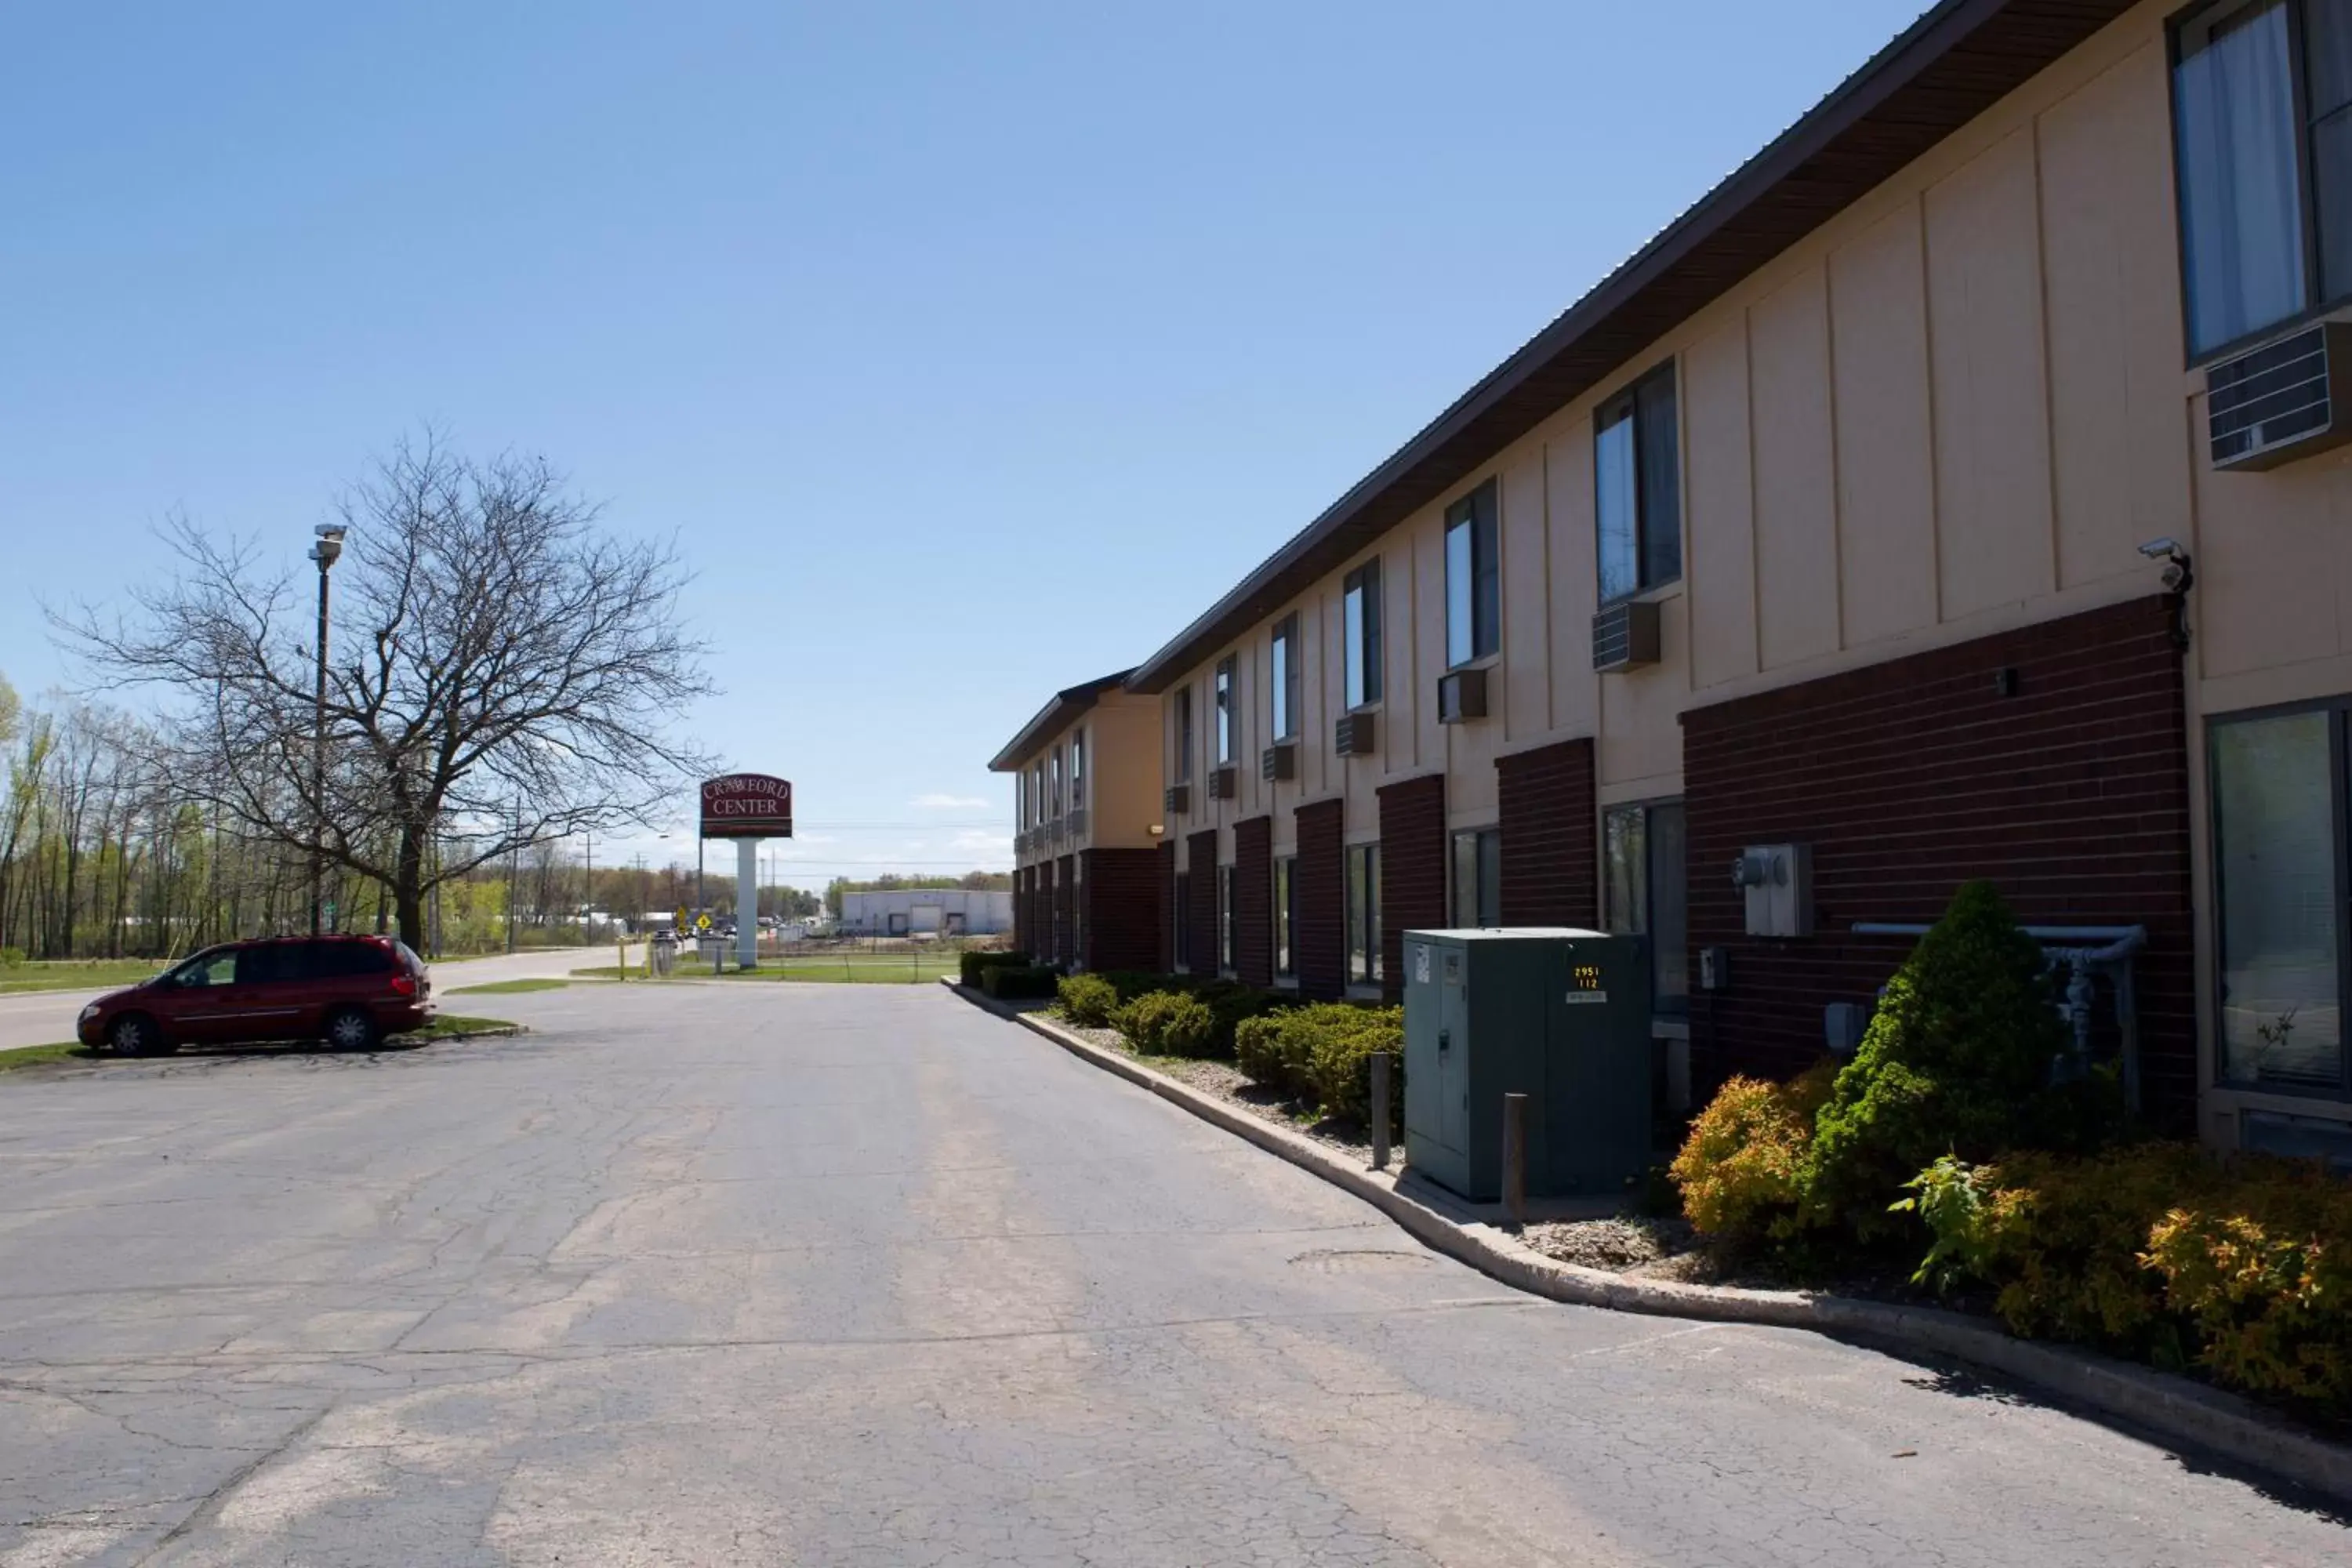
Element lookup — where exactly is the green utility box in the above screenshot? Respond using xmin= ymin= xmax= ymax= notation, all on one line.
xmin=1401 ymin=927 xmax=1651 ymax=1202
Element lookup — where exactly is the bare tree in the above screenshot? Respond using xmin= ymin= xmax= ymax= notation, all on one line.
xmin=56 ymin=436 xmax=713 ymax=950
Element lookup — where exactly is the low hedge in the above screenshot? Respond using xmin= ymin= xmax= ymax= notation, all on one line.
xmin=1112 ymin=990 xmax=1215 ymax=1057
xmin=1902 ymin=1145 xmax=2352 ymax=1417
xmin=1085 ymin=972 xmax=1279 ymax=1060
xmin=979 ymin=964 xmax=1058 ymax=1000
xmin=1668 ymin=1062 xmax=1835 ymax=1242
xmin=960 ymin=949 xmax=1033 ymax=987
xmin=1055 ymin=972 xmax=1119 ymax=1028
xmin=1233 ymin=1002 xmax=1403 ymax=1125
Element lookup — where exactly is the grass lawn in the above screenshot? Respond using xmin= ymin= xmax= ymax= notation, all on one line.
xmin=445 ymin=978 xmax=570 ymax=996
xmin=0 ymin=960 xmax=167 ymax=996
xmin=569 ymin=955 xmax=962 ymax=985
xmin=0 ymin=1014 xmax=517 ymax=1075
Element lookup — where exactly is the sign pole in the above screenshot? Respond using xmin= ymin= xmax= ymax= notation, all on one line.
xmin=736 ymin=839 xmax=760 ymax=970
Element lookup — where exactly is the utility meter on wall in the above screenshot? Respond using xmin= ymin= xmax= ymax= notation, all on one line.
xmin=1732 ymin=844 xmax=1813 ymax=938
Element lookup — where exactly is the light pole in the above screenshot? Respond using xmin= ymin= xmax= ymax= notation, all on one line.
xmin=307 ymin=523 xmax=347 ymax=935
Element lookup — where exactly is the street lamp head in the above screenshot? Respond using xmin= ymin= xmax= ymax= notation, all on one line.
xmin=310 ymin=524 xmax=347 ymax=571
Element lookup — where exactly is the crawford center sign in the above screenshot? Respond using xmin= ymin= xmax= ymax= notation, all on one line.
xmin=700 ymin=774 xmax=793 ymax=839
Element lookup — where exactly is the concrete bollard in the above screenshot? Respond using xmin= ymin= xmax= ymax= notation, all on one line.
xmin=1369 ymin=1052 xmax=1392 ymax=1171
xmin=1501 ymin=1091 xmax=1528 ymax=1229
xmin=617 ymin=938 xmax=628 ymax=982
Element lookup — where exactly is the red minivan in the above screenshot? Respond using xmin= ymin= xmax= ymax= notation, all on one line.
xmin=77 ymin=935 xmax=434 ymax=1056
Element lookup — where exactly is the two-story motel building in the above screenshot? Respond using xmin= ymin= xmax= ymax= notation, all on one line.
xmin=994 ymin=0 xmax=2352 ymax=1156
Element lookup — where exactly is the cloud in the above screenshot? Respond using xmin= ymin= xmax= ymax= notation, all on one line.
xmin=911 ymin=793 xmax=991 ymax=810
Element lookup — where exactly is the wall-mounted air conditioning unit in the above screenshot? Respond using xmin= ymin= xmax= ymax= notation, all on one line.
xmin=1592 ymin=600 xmax=1662 ymax=672
xmin=1437 ymin=668 xmax=1488 ymax=724
xmin=1065 ymin=808 xmax=1087 ymax=838
xmin=2209 ymin=321 xmax=2352 ymax=470
xmin=1334 ymin=712 xmax=1376 ymax=756
xmin=1207 ymin=767 xmax=1238 ymax=800
xmin=1163 ymin=784 xmax=1189 ymax=815
xmin=1261 ymin=743 xmax=1296 ymax=782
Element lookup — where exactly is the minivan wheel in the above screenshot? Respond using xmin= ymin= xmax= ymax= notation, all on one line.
xmin=323 ymin=1007 xmax=380 ymax=1052
xmin=109 ymin=1014 xmax=169 ymax=1058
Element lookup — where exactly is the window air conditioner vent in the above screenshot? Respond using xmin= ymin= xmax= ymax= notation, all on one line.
xmin=1207 ymin=767 xmax=1238 ymax=801
xmin=1334 ymin=712 xmax=1377 ymax=756
xmin=1592 ymin=599 xmax=1662 ymax=673
xmin=2209 ymin=321 xmax=2352 ymax=471
xmin=1437 ymin=668 xmax=1489 ymax=724
xmin=1261 ymin=744 xmax=1296 ymax=782
xmin=1163 ymin=784 xmax=1189 ymax=815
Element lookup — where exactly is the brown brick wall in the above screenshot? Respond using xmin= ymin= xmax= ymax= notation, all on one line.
xmin=1054 ymin=855 xmax=1075 ymax=969
xmin=1080 ymin=848 xmax=1160 ymax=973
xmin=1157 ymin=840 xmax=1177 ymax=972
xmin=1682 ymin=594 xmax=2194 ymax=1131
xmin=1497 ymin=736 xmax=1598 ymax=928
xmin=1377 ymin=774 xmax=1446 ymax=1004
xmin=1235 ymin=816 xmax=1273 ymax=988
xmin=1294 ymin=799 xmax=1346 ymax=1000
xmin=1187 ymin=829 xmax=1220 ymax=975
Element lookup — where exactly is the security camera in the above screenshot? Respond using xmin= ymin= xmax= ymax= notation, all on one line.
xmin=2137 ymin=537 xmax=2181 ymax=560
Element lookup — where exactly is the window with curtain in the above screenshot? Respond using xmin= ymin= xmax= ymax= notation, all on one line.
xmin=1347 ymin=843 xmax=1382 ymax=985
xmin=1595 ymin=361 xmax=1682 ymax=601
xmin=1214 ymin=658 xmax=1235 ymax=765
xmin=1450 ymin=829 xmax=1501 ymax=928
xmin=1603 ymin=800 xmax=1688 ymax=1014
xmin=2212 ymin=706 xmax=2346 ymax=1094
xmin=1275 ymin=856 xmax=1296 ymax=978
xmin=1219 ymin=864 xmax=1237 ymax=971
xmin=1343 ymin=559 xmax=1382 ymax=709
xmin=1175 ymin=687 xmax=1194 ymax=782
xmin=2172 ymin=0 xmax=2352 ymax=358
xmin=1443 ymin=481 xmax=1499 ymax=668
xmin=1272 ymin=615 xmax=1301 ymax=741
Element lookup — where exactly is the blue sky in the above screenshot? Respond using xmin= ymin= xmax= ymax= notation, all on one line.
xmin=2 ymin=0 xmax=1926 ymax=888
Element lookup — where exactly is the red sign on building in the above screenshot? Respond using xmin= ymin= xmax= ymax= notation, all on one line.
xmin=700 ymin=774 xmax=793 ymax=839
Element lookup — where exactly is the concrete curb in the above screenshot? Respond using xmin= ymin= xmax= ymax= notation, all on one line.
xmin=942 ymin=978 xmax=2352 ymax=1508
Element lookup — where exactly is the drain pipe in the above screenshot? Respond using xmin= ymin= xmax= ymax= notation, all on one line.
xmin=1850 ymin=923 xmax=2150 ymax=1112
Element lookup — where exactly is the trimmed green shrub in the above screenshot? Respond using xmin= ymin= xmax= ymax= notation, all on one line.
xmin=1669 ymin=1062 xmax=1835 ymax=1242
xmin=1303 ymin=1006 xmax=1404 ymax=1123
xmin=1801 ymin=880 xmax=2108 ymax=1243
xmin=1113 ymin=990 xmax=1215 ymax=1057
xmin=1232 ymin=1012 xmax=1294 ymax=1093
xmin=1056 ymin=973 xmax=1119 ymax=1028
xmin=980 ymin=964 xmax=1058 ymax=1000
xmin=960 ymin=949 xmax=1031 ymax=987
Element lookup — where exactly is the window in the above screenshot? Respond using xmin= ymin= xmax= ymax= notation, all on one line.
xmin=2172 ymin=0 xmax=2352 ymax=358
xmin=1219 ymin=863 xmax=1237 ymax=971
xmin=1271 ymin=616 xmax=1301 ymax=742
xmin=1214 ymin=658 xmax=1235 ymax=765
xmin=1070 ymin=728 xmax=1086 ymax=811
xmin=1603 ymin=800 xmax=1688 ymax=1014
xmin=1175 ymin=687 xmax=1195 ymax=782
xmin=1174 ymin=872 xmax=1192 ymax=968
xmin=1595 ymin=362 xmax=1682 ymax=602
xmin=1032 ymin=760 xmax=1047 ymax=826
xmin=1450 ymin=828 xmax=1501 ymax=928
xmin=1443 ymin=481 xmax=1499 ymax=667
xmin=1347 ymin=842 xmax=1382 ymax=985
xmin=1016 ymin=769 xmax=1028 ymax=831
xmin=1274 ymin=856 xmax=1297 ymax=978
xmin=2212 ymin=704 xmax=2347 ymax=1095
xmin=1343 ymin=559 xmax=1382 ymax=709
xmin=1072 ymin=856 xmax=1084 ymax=968
xmin=1048 ymin=747 xmax=1063 ymax=819
xmin=172 ymin=949 xmax=237 ymax=988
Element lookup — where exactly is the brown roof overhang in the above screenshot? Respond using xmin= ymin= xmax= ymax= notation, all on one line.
xmin=988 ymin=669 xmax=1137 ymax=772
xmin=1124 ymin=0 xmax=2139 ymax=694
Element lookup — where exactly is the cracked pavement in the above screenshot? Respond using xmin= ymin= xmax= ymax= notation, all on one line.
xmin=2 ymin=981 xmax=2346 ymax=1565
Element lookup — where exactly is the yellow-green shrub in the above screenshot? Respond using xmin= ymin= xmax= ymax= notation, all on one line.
xmin=1670 ymin=1064 xmax=1834 ymax=1240
xmin=2145 ymin=1166 xmax=2352 ymax=1411
xmin=1056 ymin=973 xmax=1118 ymax=1028
xmin=1232 ymin=1013 xmax=1292 ymax=1091
xmin=1114 ymin=991 xmax=1214 ymax=1058
xmin=1301 ymin=1006 xmax=1404 ymax=1124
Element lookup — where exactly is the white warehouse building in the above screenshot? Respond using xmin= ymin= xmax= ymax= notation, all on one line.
xmin=837 ymin=888 xmax=1013 ymax=938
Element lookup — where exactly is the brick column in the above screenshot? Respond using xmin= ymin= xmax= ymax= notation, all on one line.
xmin=1294 ymin=798 xmax=1345 ymax=1000
xmin=1376 ymin=774 xmax=1446 ymax=1005
xmin=1157 ymin=840 xmax=1177 ymax=972
xmin=1234 ymin=816 xmax=1273 ymax=989
xmin=1187 ymin=829 xmax=1220 ymax=975
xmin=1080 ymin=848 xmax=1160 ymax=973
xmin=1054 ymin=854 xmax=1075 ymax=968
xmin=1682 ymin=595 xmax=2193 ymax=1128
xmin=1497 ymin=737 xmax=1598 ymax=927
